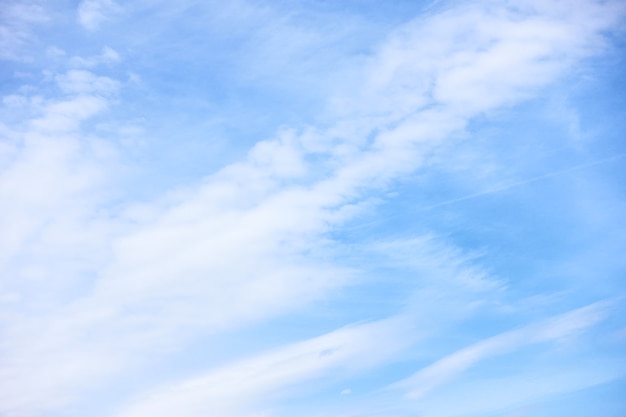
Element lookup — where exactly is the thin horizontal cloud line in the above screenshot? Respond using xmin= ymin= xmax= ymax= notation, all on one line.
xmin=422 ymin=151 xmax=626 ymax=210
xmin=340 ymin=152 xmax=626 ymax=233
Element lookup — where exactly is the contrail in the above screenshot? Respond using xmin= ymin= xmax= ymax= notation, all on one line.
xmin=339 ymin=152 xmax=625 ymax=232
xmin=422 ymin=152 xmax=626 ymax=211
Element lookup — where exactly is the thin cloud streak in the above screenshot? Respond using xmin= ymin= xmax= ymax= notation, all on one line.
xmin=390 ymin=300 xmax=613 ymax=400
xmin=422 ymin=152 xmax=626 ymax=210
xmin=0 ymin=0 xmax=625 ymax=416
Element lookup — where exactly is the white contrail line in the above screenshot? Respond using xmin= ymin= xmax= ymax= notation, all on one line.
xmin=422 ymin=152 xmax=626 ymax=211
xmin=337 ymin=152 xmax=625 ymax=233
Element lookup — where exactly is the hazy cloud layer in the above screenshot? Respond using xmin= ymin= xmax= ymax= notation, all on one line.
xmin=1 ymin=0 xmax=625 ymax=416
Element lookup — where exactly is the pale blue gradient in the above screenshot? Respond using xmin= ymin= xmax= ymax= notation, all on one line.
xmin=0 ymin=1 xmax=625 ymax=417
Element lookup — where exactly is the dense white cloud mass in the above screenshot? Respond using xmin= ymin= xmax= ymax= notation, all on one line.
xmin=0 ymin=0 xmax=625 ymax=416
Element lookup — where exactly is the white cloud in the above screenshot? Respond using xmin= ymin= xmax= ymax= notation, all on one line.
xmin=418 ymin=358 xmax=626 ymax=417
xmin=0 ymin=75 xmax=122 ymax=417
xmin=0 ymin=2 xmax=48 ymax=60
xmin=69 ymin=46 xmax=122 ymax=68
xmin=392 ymin=301 xmax=613 ymax=400
xmin=46 ymin=46 xmax=66 ymax=58
xmin=56 ymin=70 xmax=120 ymax=96
xmin=30 ymin=95 xmax=109 ymax=132
xmin=113 ymin=316 xmax=415 ymax=417
xmin=0 ymin=94 xmax=113 ymax=276
xmin=77 ymin=0 xmax=122 ymax=31
xmin=342 ymin=0 xmax=624 ymax=121
xmin=0 ymin=0 xmax=624 ymax=416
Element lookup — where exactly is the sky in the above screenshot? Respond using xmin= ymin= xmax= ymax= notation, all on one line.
xmin=0 ymin=0 xmax=625 ymax=416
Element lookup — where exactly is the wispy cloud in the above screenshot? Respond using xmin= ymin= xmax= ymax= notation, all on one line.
xmin=0 ymin=1 xmax=49 ymax=60
xmin=421 ymin=152 xmax=626 ymax=210
xmin=114 ymin=316 xmax=417 ymax=417
xmin=77 ymin=0 xmax=122 ymax=31
xmin=392 ymin=301 xmax=613 ymax=400
xmin=0 ymin=0 xmax=625 ymax=416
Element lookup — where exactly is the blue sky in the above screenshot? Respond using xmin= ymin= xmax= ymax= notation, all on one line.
xmin=1 ymin=0 xmax=625 ymax=416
